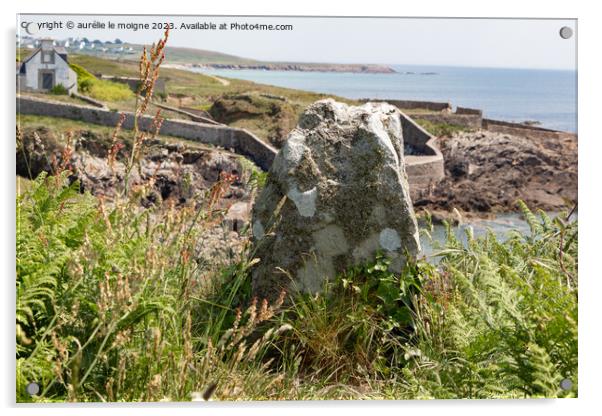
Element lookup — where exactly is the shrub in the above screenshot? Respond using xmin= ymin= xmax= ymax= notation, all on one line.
xmin=391 ymin=204 xmax=578 ymax=398
xmin=86 ymin=79 xmax=133 ymax=102
xmin=16 ymin=169 xmax=287 ymax=402
xmin=49 ymin=84 xmax=68 ymax=95
xmin=69 ymin=63 xmax=133 ymax=102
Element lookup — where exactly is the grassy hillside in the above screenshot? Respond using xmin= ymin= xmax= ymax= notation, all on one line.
xmin=63 ymin=54 xmax=356 ymax=143
xmin=162 ymin=45 xmax=259 ymax=65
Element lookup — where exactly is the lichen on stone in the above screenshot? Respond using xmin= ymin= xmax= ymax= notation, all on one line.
xmin=250 ymin=99 xmax=421 ymax=301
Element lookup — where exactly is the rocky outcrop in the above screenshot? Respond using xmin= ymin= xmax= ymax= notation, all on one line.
xmin=16 ymin=127 xmax=248 ymax=209
xmin=192 ymin=63 xmax=396 ymax=74
xmin=411 ymin=130 xmax=578 ymax=214
xmin=250 ymin=99 xmax=421 ymax=301
xmin=209 ymin=93 xmax=298 ymax=147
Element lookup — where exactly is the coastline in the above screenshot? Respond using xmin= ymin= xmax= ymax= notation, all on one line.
xmin=166 ymin=62 xmax=396 ymax=74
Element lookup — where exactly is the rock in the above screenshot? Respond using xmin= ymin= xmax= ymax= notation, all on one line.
xmin=209 ymin=93 xmax=298 ymax=147
xmin=17 ymin=127 xmax=250 ymax=209
xmin=250 ymin=99 xmax=421 ymax=301
xmin=224 ymin=201 xmax=251 ymax=232
xmin=411 ymin=130 xmax=578 ymax=214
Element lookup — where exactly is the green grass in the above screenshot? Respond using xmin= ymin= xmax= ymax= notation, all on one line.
xmin=69 ymin=62 xmax=133 ymax=102
xmin=65 ymin=54 xmax=356 ymax=141
xmin=16 ymin=164 xmax=578 ymax=400
xmin=17 ymin=114 xmax=247 ymax=158
xmin=414 ymin=118 xmax=473 ymax=137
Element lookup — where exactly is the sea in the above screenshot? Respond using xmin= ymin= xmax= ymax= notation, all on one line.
xmin=194 ymin=65 xmax=577 ymax=133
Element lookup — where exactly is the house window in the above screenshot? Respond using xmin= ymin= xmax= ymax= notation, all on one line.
xmin=42 ymin=52 xmax=53 ymax=64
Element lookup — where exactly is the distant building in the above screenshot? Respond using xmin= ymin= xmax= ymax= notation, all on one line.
xmin=17 ymin=38 xmax=78 ymax=94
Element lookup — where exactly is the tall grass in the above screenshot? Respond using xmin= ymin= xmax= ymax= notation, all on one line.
xmin=17 ymin=29 xmax=289 ymax=402
xmin=16 ymin=30 xmax=577 ymax=401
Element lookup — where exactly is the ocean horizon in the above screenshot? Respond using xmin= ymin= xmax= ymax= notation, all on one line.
xmin=191 ymin=64 xmax=577 ymax=133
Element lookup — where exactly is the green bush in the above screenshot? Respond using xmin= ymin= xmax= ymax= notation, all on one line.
xmin=69 ymin=63 xmax=133 ymax=102
xmin=87 ymin=80 xmax=133 ymax=102
xmin=49 ymin=84 xmax=68 ymax=95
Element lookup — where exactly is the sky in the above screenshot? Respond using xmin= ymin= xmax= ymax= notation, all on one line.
xmin=17 ymin=15 xmax=577 ymax=70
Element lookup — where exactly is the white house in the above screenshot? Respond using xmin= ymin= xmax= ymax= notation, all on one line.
xmin=18 ymin=38 xmax=78 ymax=94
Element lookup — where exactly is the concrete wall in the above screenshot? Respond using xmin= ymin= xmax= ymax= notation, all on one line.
xmin=456 ymin=106 xmax=483 ymax=116
xmin=398 ymin=111 xmax=445 ymax=185
xmin=152 ymin=102 xmax=221 ymax=125
xmin=70 ymin=92 xmax=107 ymax=109
xmin=17 ymin=95 xmax=276 ymax=171
xmin=17 ymin=95 xmax=446 ymax=186
xmin=364 ymin=99 xmax=482 ymax=129
xmin=362 ymin=98 xmax=451 ymax=112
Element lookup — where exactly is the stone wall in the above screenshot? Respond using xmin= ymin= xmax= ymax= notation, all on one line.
xmin=362 ymin=98 xmax=451 ymax=112
xmin=364 ymin=99 xmax=482 ymax=129
xmin=151 ymin=101 xmax=222 ymax=125
xmin=16 ymin=95 xmax=446 ymax=186
xmin=456 ymin=106 xmax=483 ymax=116
xmin=17 ymin=95 xmax=276 ymax=171
xmin=70 ymin=92 xmax=107 ymax=109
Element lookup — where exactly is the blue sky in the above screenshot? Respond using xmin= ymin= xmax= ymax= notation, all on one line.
xmin=18 ymin=15 xmax=577 ymax=70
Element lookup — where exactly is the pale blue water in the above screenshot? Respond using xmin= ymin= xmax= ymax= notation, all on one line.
xmin=420 ymin=211 xmax=577 ymax=261
xmin=420 ymin=213 xmax=531 ymax=260
xmin=195 ymin=65 xmax=577 ymax=132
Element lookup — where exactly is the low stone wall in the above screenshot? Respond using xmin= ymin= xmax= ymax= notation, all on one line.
xmin=364 ymin=99 xmax=482 ymax=129
xmin=151 ymin=101 xmax=222 ymax=125
xmin=482 ymin=118 xmax=577 ymax=140
xmin=362 ymin=98 xmax=451 ymax=112
xmin=17 ymin=95 xmax=276 ymax=171
xmin=179 ymin=106 xmax=213 ymax=119
xmin=70 ymin=92 xmax=107 ymax=109
xmin=456 ymin=106 xmax=482 ymax=116
xmin=17 ymin=95 xmax=446 ymax=186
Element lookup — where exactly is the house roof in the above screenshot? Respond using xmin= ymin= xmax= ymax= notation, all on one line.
xmin=18 ymin=47 xmax=71 ymax=75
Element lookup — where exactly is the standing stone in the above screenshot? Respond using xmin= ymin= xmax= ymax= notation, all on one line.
xmin=250 ymin=99 xmax=421 ymax=301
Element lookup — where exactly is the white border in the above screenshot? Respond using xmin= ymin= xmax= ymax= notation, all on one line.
xmin=3 ymin=1 xmax=601 ymax=415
